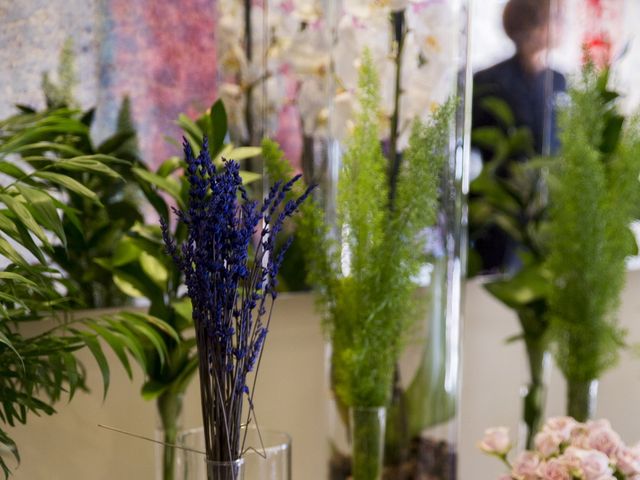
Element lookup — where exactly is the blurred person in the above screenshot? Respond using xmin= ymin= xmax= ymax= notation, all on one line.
xmin=471 ymin=0 xmax=566 ymax=273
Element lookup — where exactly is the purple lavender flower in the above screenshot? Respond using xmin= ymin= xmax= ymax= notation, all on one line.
xmin=161 ymin=137 xmax=312 ymax=472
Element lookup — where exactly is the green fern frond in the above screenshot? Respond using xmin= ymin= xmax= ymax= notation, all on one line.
xmin=548 ymin=66 xmax=640 ymax=386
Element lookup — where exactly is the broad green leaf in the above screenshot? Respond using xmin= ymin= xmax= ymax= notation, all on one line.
xmin=55 ymin=156 xmax=123 ymax=178
xmin=0 ymin=162 xmax=29 ymax=181
xmin=113 ymin=272 xmax=146 ymax=298
xmin=0 ymin=124 xmax=88 ymax=153
xmin=209 ymin=99 xmax=228 ymax=156
xmin=227 ymin=147 xmax=262 ymax=161
xmin=485 ymin=265 xmax=550 ymax=309
xmin=172 ymin=299 xmax=193 ymax=327
xmin=0 ymin=331 xmax=23 ymax=368
xmin=12 ymin=141 xmax=84 ymax=157
xmin=118 ymin=311 xmax=180 ymax=342
xmin=213 ymin=144 xmax=234 ymax=166
xmin=122 ymin=320 xmax=167 ymax=365
xmin=15 ymin=185 xmax=66 ymax=246
xmin=141 ymin=380 xmax=170 ymax=400
xmin=0 ymin=271 xmax=37 ymax=287
xmin=176 ymin=115 xmax=202 ymax=157
xmin=105 ymin=321 xmax=149 ymax=369
xmin=140 ymin=251 xmax=168 ymax=287
xmin=50 ymin=197 xmax=83 ymax=234
xmin=132 ymin=168 xmax=183 ymax=205
xmin=97 ymin=130 xmax=136 ymax=155
xmin=0 ymin=214 xmax=19 ymax=239
xmin=157 ymin=156 xmax=184 ymax=177
xmin=112 ymin=239 xmax=142 ymax=267
xmin=480 ymin=97 xmax=515 ymax=128
xmin=63 ymin=353 xmax=80 ymax=400
xmin=239 ymin=170 xmax=262 ymax=185
xmin=85 ymin=323 xmax=133 ymax=379
xmin=171 ymin=356 xmax=200 ymax=396
xmin=0 ymin=194 xmax=49 ymax=247
xmin=33 ymin=171 xmax=100 ymax=203
xmin=0 ymin=235 xmax=27 ymax=266
xmin=472 ymin=127 xmax=506 ymax=150
xmin=83 ymin=335 xmax=110 ymax=400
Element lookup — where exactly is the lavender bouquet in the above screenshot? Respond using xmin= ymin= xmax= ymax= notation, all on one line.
xmin=162 ymin=138 xmax=311 ymax=478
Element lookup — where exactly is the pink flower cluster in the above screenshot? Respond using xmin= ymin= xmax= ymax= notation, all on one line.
xmin=480 ymin=417 xmax=640 ymax=480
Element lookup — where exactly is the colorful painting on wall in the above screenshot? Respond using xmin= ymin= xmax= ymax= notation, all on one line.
xmin=1 ymin=0 xmax=218 ymax=165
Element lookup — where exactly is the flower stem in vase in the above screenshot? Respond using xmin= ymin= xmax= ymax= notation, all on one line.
xmin=567 ymin=379 xmax=598 ymax=422
xmin=243 ymin=0 xmax=255 ymax=146
xmin=206 ymin=458 xmax=245 ymax=480
xmin=157 ymin=391 xmax=184 ymax=480
xmin=388 ymin=10 xmax=406 ymax=205
xmin=522 ymin=335 xmax=549 ymax=449
xmin=383 ymin=368 xmax=410 ymax=468
xmin=350 ymin=407 xmax=387 ymax=480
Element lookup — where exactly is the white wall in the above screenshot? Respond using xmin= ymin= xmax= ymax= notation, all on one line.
xmin=6 ymin=272 xmax=640 ymax=479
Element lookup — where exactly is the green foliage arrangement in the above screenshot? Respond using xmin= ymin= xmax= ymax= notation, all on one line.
xmin=0 ymin=42 xmax=144 ymax=309
xmin=0 ymin=153 xmax=174 ymax=478
xmin=266 ymin=51 xmax=453 ymax=479
xmin=547 ymin=66 xmax=640 ymax=422
xmin=469 ymin=97 xmax=552 ymax=447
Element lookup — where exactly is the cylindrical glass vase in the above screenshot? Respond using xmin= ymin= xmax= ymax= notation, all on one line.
xmin=322 ymin=1 xmax=471 ymax=479
xmin=155 ymin=392 xmax=185 ymax=480
xmin=349 ymin=407 xmax=387 ymax=480
xmin=567 ymin=379 xmax=599 ymax=422
xmin=206 ymin=459 xmax=245 ymax=480
xmin=176 ymin=427 xmax=291 ymax=480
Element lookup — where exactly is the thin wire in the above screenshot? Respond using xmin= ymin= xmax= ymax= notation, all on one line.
xmin=97 ymin=424 xmax=206 ymax=455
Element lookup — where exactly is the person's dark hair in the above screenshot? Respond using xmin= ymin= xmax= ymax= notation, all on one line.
xmin=503 ymin=0 xmax=552 ymax=48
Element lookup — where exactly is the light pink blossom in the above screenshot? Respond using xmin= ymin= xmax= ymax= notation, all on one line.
xmin=511 ymin=451 xmax=541 ymax=480
xmin=479 ymin=427 xmax=511 ymax=455
xmin=617 ymin=445 xmax=640 ymax=476
xmin=535 ymin=430 xmax=564 ymax=458
xmin=587 ymin=420 xmax=622 ymax=458
xmin=543 ymin=417 xmax=579 ymax=441
xmin=538 ymin=458 xmax=572 ymax=480
xmin=574 ymin=448 xmax=614 ymax=480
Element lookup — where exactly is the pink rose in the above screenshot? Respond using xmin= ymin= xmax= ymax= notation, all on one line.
xmin=587 ymin=421 xmax=622 ymax=458
xmin=575 ymin=449 xmax=613 ymax=480
xmin=535 ymin=430 xmax=564 ymax=458
xmin=539 ymin=458 xmax=572 ymax=480
xmin=561 ymin=447 xmax=585 ymax=473
xmin=570 ymin=426 xmax=591 ymax=449
xmin=511 ymin=451 xmax=541 ymax=480
xmin=616 ymin=445 xmax=640 ymax=476
xmin=479 ymin=427 xmax=511 ymax=455
xmin=544 ymin=417 xmax=579 ymax=441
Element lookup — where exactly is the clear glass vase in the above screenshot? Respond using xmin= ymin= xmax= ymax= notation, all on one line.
xmin=318 ymin=0 xmax=471 ymax=478
xmin=567 ymin=379 xmax=599 ymax=422
xmin=176 ymin=427 xmax=291 ymax=480
xmin=205 ymin=459 xmax=246 ymax=480
xmin=155 ymin=392 xmax=185 ymax=480
xmin=349 ymin=407 xmax=387 ymax=480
